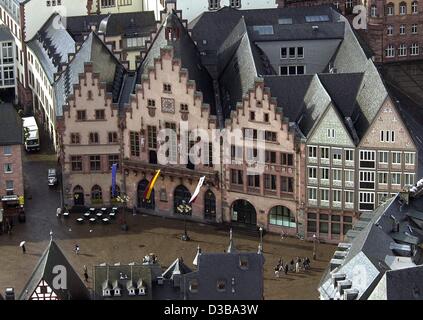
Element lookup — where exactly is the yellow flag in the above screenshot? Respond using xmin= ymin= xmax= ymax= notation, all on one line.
xmin=144 ymin=170 xmax=161 ymax=201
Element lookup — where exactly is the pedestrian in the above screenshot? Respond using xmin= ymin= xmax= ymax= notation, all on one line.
xmin=284 ymin=264 xmax=289 ymax=275
xmin=75 ymin=244 xmax=80 ymax=255
xmin=295 ymin=261 xmax=300 ymax=273
xmin=83 ymin=265 xmax=88 ymax=282
xmin=290 ymin=259 xmax=294 ymax=271
xmin=274 ymin=264 xmax=280 ymax=278
xmin=22 ymin=244 xmax=26 ymax=254
xmin=56 ymin=207 xmax=62 ymax=218
xmin=278 ymin=257 xmax=282 ymax=266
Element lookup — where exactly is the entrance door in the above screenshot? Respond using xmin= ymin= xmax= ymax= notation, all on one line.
xmin=231 ymin=200 xmax=257 ymax=226
xmin=73 ymin=186 xmax=84 ymax=206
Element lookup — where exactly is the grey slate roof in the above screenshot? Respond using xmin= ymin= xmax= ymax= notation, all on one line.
xmin=0 ymin=103 xmax=23 ymax=146
xmin=183 ymin=252 xmax=265 ymax=300
xmin=27 ymin=13 xmax=76 ymax=84
xmin=162 ymin=258 xmax=192 ymax=280
xmin=54 ymin=32 xmax=124 ymax=116
xmin=135 ymin=11 xmax=216 ymax=114
xmin=319 ymin=190 xmax=423 ymax=300
xmin=0 ymin=25 xmax=13 ymax=42
xmin=66 ymin=11 xmax=157 ymax=43
xmin=93 ymin=264 xmax=153 ymax=300
xmin=19 ymin=240 xmax=90 ymax=300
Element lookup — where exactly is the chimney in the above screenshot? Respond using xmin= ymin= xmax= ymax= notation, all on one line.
xmin=331 ymin=273 xmax=346 ymax=287
xmin=344 ymin=288 xmax=359 ymax=300
xmin=337 ymin=243 xmax=352 ymax=251
xmin=330 ymin=258 xmax=343 ymax=271
xmin=337 ymin=280 xmax=352 ymax=295
xmin=391 ymin=215 xmax=400 ymax=233
xmin=5 ymin=288 xmax=15 ymax=300
xmin=333 ymin=251 xmax=348 ymax=260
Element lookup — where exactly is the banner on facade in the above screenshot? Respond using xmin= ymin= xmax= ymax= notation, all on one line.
xmin=144 ymin=170 xmax=161 ymax=201
xmin=189 ymin=176 xmax=206 ymax=204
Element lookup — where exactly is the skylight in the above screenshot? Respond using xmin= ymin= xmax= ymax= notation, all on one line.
xmin=305 ymin=15 xmax=330 ymax=22
xmin=278 ymin=18 xmax=293 ymax=25
xmin=252 ymin=25 xmax=274 ymax=35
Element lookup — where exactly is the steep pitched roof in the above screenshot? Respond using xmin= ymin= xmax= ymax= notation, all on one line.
xmin=162 ymin=258 xmax=192 ymax=280
xmin=54 ymin=32 xmax=125 ymax=116
xmin=0 ymin=104 xmax=23 ymax=146
xmin=27 ymin=13 xmax=76 ymax=84
xmin=19 ymin=240 xmax=90 ymax=300
xmin=135 ymin=11 xmax=216 ymax=114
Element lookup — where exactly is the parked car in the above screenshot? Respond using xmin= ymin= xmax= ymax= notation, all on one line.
xmin=48 ymin=169 xmax=57 ymax=186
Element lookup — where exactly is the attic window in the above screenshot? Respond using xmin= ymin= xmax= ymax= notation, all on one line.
xmin=278 ymin=18 xmax=292 ymax=25
xmin=103 ymin=289 xmax=111 ymax=297
xmin=114 ymin=289 xmax=121 ymax=297
xmin=252 ymin=25 xmax=274 ymax=35
xmin=165 ymin=27 xmax=180 ymax=41
xmin=239 ymin=256 xmax=249 ymax=270
xmin=189 ymin=279 xmax=199 ymax=293
xmin=217 ymin=280 xmax=226 ymax=292
xmin=128 ymin=289 xmax=136 ymax=296
xmin=139 ymin=287 xmax=146 ymax=296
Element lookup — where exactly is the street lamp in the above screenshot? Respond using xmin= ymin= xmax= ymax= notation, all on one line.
xmin=116 ymin=194 xmax=130 ymax=231
xmin=312 ymin=234 xmax=317 ymax=260
xmin=177 ymin=200 xmax=191 ymax=241
xmin=258 ymin=227 xmax=263 ymax=254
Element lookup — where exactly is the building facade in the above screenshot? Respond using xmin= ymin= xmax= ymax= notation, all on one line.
xmin=0 ymin=25 xmax=15 ymax=93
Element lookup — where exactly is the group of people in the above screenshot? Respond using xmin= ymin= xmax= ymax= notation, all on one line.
xmin=274 ymin=257 xmax=311 ymax=277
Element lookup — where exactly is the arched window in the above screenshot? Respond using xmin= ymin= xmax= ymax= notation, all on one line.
xmin=137 ymin=179 xmax=155 ymax=210
xmin=412 ymin=1 xmax=418 ymax=13
xmin=110 ymin=185 xmax=121 ymax=203
xmin=91 ymin=185 xmax=103 ymax=202
xmin=204 ymin=189 xmax=216 ymax=221
xmin=269 ymin=206 xmax=296 ymax=228
xmin=73 ymin=185 xmax=84 ymax=206
xmin=371 ymin=5 xmax=377 ymax=17
xmin=386 ymin=3 xmax=394 ymax=15
xmin=399 ymin=2 xmax=407 ymax=14
xmin=174 ymin=185 xmax=192 ymax=214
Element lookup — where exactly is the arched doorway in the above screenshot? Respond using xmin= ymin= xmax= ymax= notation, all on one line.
xmin=231 ymin=200 xmax=257 ymax=226
xmin=269 ymin=206 xmax=296 ymax=228
xmin=91 ymin=185 xmax=103 ymax=204
xmin=174 ymin=185 xmax=191 ymax=214
xmin=204 ymin=189 xmax=216 ymax=221
xmin=73 ymin=185 xmax=84 ymax=206
xmin=110 ymin=185 xmax=121 ymax=205
xmin=137 ymin=179 xmax=155 ymax=210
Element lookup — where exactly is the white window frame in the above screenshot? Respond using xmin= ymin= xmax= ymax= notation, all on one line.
xmin=345 ymin=191 xmax=354 ymax=204
xmin=392 ymin=152 xmax=402 ymax=165
xmin=378 ymin=151 xmax=389 ymax=164
xmin=308 ymin=166 xmax=317 ymax=179
xmin=360 ymin=171 xmax=376 ymax=190
xmin=308 ymin=187 xmax=317 ymax=200
xmin=320 ymin=188 xmax=330 ymax=202
xmin=308 ymin=145 xmax=317 ymax=159
xmin=345 ymin=149 xmax=354 ymax=162
xmin=359 ymin=192 xmax=375 ymax=210
xmin=320 ymin=167 xmax=330 ymax=181
xmin=378 ymin=172 xmax=389 ymax=184
xmin=391 ymin=172 xmax=402 ymax=185
xmin=405 ymin=152 xmax=416 ymax=165
xmin=332 ymin=189 xmax=342 ymax=203
xmin=320 ymin=147 xmax=330 ymax=160
xmin=345 ymin=170 xmax=354 ymax=183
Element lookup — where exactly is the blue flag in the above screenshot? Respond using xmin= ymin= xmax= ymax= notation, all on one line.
xmin=111 ymin=163 xmax=117 ymax=197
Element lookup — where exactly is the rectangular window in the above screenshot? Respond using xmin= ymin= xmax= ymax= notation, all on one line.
xmin=308 ymin=167 xmax=317 ymax=179
xmin=281 ymin=176 xmax=294 ymax=193
xmin=320 ymin=168 xmax=330 ymax=180
xmin=308 ymin=146 xmax=317 ymax=158
xmin=247 ymin=175 xmax=260 ymax=188
xmin=95 ymin=109 xmax=105 ymax=120
xmin=148 ymin=126 xmax=157 ymax=149
xmin=378 ymin=172 xmax=388 ymax=184
xmin=3 ymin=146 xmax=12 ymax=155
xmin=379 ymin=151 xmax=389 ymax=164
xmin=76 ymin=110 xmax=86 ymax=121
xmin=320 ymin=189 xmax=329 ymax=201
xmin=71 ymin=156 xmax=82 ymax=172
xmin=320 ymin=147 xmax=330 ymax=159
xmin=359 ymin=192 xmax=375 ymax=211
xmin=391 ymin=173 xmax=401 ymax=185
xmin=108 ymin=132 xmax=118 ymax=143
xmin=71 ymin=133 xmax=80 ymax=144
xmin=130 ymin=131 xmax=140 ymax=157
xmin=405 ymin=173 xmax=415 ymax=186
xmin=3 ymin=163 xmax=12 ymax=173
xmin=333 ymin=189 xmax=342 ymax=203
xmin=281 ymin=153 xmax=294 ymax=166
xmin=360 ymin=150 xmax=376 ymax=169
xmin=392 ymin=152 xmax=402 ymax=165
xmin=264 ymin=174 xmax=277 ymax=190
xmin=280 ymin=47 xmax=287 ymax=59
xmin=333 ymin=169 xmax=342 ymax=182
xmin=345 ymin=191 xmax=354 ymax=204
xmin=89 ymin=132 xmax=99 ymax=144
xmin=231 ymin=169 xmax=243 ymax=185
xmin=308 ymin=188 xmax=317 ymax=200
xmin=345 ymin=170 xmax=354 ymax=183
xmin=90 ymin=155 xmax=101 ymax=171
xmin=405 ymin=152 xmax=416 ymax=165
xmin=345 ymin=149 xmax=354 ymax=161
xmin=108 ymin=155 xmax=119 ymax=169
xmin=360 ymin=171 xmax=375 ymax=189
xmin=265 ymin=151 xmax=277 ymax=164
xmin=5 ymin=180 xmax=14 ymax=195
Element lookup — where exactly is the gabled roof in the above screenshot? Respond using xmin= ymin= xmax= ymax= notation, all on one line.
xmin=54 ymin=32 xmax=125 ymax=116
xmin=19 ymin=240 xmax=90 ymax=300
xmin=162 ymin=258 xmax=192 ymax=280
xmin=0 ymin=104 xmax=23 ymax=146
xmin=27 ymin=13 xmax=76 ymax=84
xmin=135 ymin=11 xmax=216 ymax=114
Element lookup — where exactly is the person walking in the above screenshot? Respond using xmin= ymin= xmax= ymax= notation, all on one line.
xmin=284 ymin=263 xmax=289 ymax=275
xmin=75 ymin=244 xmax=80 ymax=255
xmin=295 ymin=261 xmax=300 ymax=273
xmin=290 ymin=259 xmax=294 ymax=272
xmin=83 ymin=265 xmax=89 ymax=282
xmin=22 ymin=244 xmax=26 ymax=254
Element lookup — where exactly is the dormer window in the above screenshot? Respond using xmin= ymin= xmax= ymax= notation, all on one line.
xmin=239 ymin=256 xmax=249 ymax=270
xmin=128 ymin=289 xmax=136 ymax=296
xmin=217 ymin=280 xmax=226 ymax=292
xmin=114 ymin=289 xmax=121 ymax=296
xmin=165 ymin=27 xmax=180 ymax=41
xmin=103 ymin=289 xmax=111 ymax=297
xmin=139 ymin=287 xmax=146 ymax=296
xmin=189 ymin=279 xmax=199 ymax=293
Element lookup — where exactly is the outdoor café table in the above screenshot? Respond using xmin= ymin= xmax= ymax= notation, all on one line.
xmin=109 ymin=212 xmax=116 ymax=219
xmin=101 ymin=208 xmax=107 ymax=212
xmin=112 ymin=207 xmax=118 ymax=211
xmin=89 ymin=208 xmax=96 ymax=213
xmin=76 ymin=218 xmax=84 ymax=224
xmin=96 ymin=213 xmax=103 ymax=218
xmin=102 ymin=218 xmax=110 ymax=224
xmin=63 ymin=212 xmax=70 ymax=218
xmin=89 ymin=218 xmax=97 ymax=223
xmin=84 ymin=212 xmax=91 ymax=218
